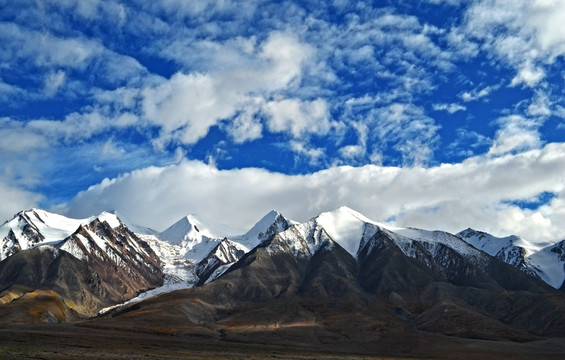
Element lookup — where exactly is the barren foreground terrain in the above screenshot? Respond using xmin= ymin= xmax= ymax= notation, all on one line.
xmin=1 ymin=323 xmax=565 ymax=360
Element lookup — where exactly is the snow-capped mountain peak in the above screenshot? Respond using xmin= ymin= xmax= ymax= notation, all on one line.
xmin=314 ymin=206 xmax=379 ymax=257
xmin=159 ymin=215 xmax=209 ymax=245
xmin=95 ymin=211 xmax=122 ymax=229
xmin=157 ymin=214 xmax=245 ymax=263
xmin=158 ymin=214 xmax=240 ymax=244
xmin=457 ymin=228 xmax=565 ymax=289
xmin=0 ymin=209 xmax=85 ymax=260
xmin=232 ymin=209 xmax=293 ymax=249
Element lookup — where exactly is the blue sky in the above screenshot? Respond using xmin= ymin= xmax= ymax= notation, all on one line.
xmin=1 ymin=0 xmax=564 ymax=241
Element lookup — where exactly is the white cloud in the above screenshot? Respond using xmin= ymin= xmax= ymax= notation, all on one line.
xmin=463 ymin=0 xmax=565 ymax=88
xmin=488 ymin=115 xmax=543 ymax=155
xmin=368 ymin=103 xmax=440 ymax=165
xmin=0 ymin=180 xmax=42 ymax=224
xmin=149 ymin=0 xmax=258 ymax=19
xmin=447 ymin=128 xmax=492 ymax=157
xmin=0 ymin=23 xmax=101 ymax=69
xmin=264 ymin=98 xmax=331 ymax=138
xmin=339 ymin=145 xmax=366 ymax=161
xmin=460 ymin=85 xmax=497 ymax=102
xmin=60 ymin=143 xmax=565 ymax=242
xmin=43 ymin=0 xmax=127 ymax=23
xmin=285 ymin=141 xmax=326 ymax=166
xmin=141 ymin=32 xmax=313 ymax=147
xmin=510 ymin=62 xmax=545 ymax=87
xmin=527 ymin=93 xmax=552 ymax=117
xmin=426 ymin=0 xmax=463 ymax=5
xmin=44 ymin=70 xmax=66 ymax=97
xmin=0 ymin=80 xmax=21 ymax=101
xmin=226 ymin=98 xmax=264 ymax=144
xmin=101 ymin=139 xmax=123 ymax=159
xmin=433 ymin=103 xmax=466 ymax=114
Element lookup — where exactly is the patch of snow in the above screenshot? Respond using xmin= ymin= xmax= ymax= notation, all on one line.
xmin=59 ymin=239 xmax=88 ymax=261
xmin=85 ymin=229 xmax=108 ymax=252
xmin=457 ymin=229 xmax=546 ymax=258
xmin=139 ymin=234 xmax=197 ymax=285
xmin=98 ymin=282 xmax=191 ymax=315
xmin=204 ymin=263 xmax=233 ymax=284
xmin=37 ymin=244 xmax=59 ymax=258
xmin=272 ymin=220 xmax=333 ymax=258
xmin=0 ymin=209 xmax=82 ymax=247
xmin=393 ymin=228 xmax=482 ymax=258
xmin=529 ymin=245 xmax=565 ymax=288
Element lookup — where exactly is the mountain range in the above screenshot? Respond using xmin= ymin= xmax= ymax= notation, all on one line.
xmin=1 ymin=206 xmax=564 ymax=357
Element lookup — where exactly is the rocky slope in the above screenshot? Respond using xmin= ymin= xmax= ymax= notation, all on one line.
xmin=93 ymin=207 xmax=565 ymax=346
xmin=0 ymin=213 xmax=163 ymax=322
xmin=458 ymin=228 xmax=565 ymax=289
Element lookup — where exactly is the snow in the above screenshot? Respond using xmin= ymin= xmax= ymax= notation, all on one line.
xmin=37 ymin=244 xmax=59 ymax=258
xmin=204 ymin=263 xmax=233 ymax=284
xmin=309 ymin=207 xmax=480 ymax=261
xmin=458 ymin=229 xmax=546 ymax=258
xmin=393 ymin=228 xmax=482 ymax=258
xmin=4 ymin=205 xmax=563 ymax=302
xmin=159 ymin=215 xmax=241 ymax=245
xmin=158 ymin=214 xmax=252 ymax=263
xmin=158 ymin=215 xmax=226 ymax=262
xmin=59 ymin=238 xmax=88 ymax=261
xmin=458 ymin=228 xmax=565 ymax=289
xmin=272 ymin=220 xmax=332 ymax=258
xmin=211 ymin=239 xmax=248 ymax=263
xmin=527 ymin=245 xmax=565 ymax=289
xmin=232 ymin=210 xmax=288 ymax=249
xmin=98 ymin=282 xmax=191 ymax=315
xmin=0 ymin=209 xmax=83 ymax=244
xmin=315 ymin=207 xmax=368 ymax=257
xmin=85 ymin=229 xmax=108 ymax=252
xmin=139 ymin=234 xmax=198 ymax=285
xmin=0 ymin=208 xmax=133 ymax=261
xmin=180 ymin=236 xmax=224 ymax=262
xmin=96 ymin=211 xmax=121 ymax=228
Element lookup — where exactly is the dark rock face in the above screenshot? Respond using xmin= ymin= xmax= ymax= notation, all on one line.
xmin=195 ymin=239 xmax=246 ymax=286
xmin=0 ymin=218 xmax=163 ymax=321
xmin=60 ymin=219 xmax=163 ymax=303
xmin=356 ymin=228 xmax=562 ymax=339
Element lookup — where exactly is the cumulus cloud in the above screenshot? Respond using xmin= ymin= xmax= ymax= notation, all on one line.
xmin=61 ymin=143 xmax=565 ymax=242
xmin=141 ymin=32 xmax=312 ymax=147
xmin=225 ymin=98 xmax=264 ymax=144
xmin=264 ymin=98 xmax=332 ymax=138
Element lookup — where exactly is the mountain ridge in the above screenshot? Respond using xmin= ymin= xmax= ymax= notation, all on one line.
xmin=1 ymin=205 xmax=564 ymax=337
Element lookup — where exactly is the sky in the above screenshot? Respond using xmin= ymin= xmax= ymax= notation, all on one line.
xmin=1 ymin=0 xmax=564 ymax=242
